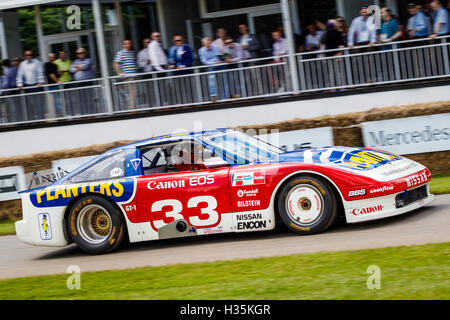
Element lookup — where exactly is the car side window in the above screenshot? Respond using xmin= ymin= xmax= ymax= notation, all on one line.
xmin=140 ymin=146 xmax=169 ymax=176
xmin=139 ymin=140 xmax=229 ymax=176
xmin=68 ymin=152 xmax=126 ymax=183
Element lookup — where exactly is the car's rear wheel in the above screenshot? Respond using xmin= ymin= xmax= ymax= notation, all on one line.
xmin=67 ymin=195 xmax=126 ymax=254
xmin=277 ymin=175 xmax=338 ymax=235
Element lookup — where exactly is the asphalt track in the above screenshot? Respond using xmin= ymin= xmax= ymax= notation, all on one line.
xmin=0 ymin=194 xmax=449 ymax=280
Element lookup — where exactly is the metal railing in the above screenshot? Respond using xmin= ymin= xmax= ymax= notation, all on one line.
xmin=296 ymin=35 xmax=450 ymax=92
xmin=0 ymin=78 xmax=107 ymax=124
xmin=0 ymin=35 xmax=449 ymax=125
xmin=109 ymin=55 xmax=292 ymax=112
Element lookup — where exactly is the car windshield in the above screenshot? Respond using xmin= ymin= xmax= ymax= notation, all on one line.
xmin=201 ymin=131 xmax=283 ymax=164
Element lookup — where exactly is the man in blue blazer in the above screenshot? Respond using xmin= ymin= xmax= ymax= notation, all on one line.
xmin=168 ymin=35 xmax=194 ymax=75
xmin=236 ymin=24 xmax=261 ymax=59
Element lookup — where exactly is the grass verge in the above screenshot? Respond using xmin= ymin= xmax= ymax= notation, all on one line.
xmin=430 ymin=174 xmax=450 ymax=194
xmin=0 ymin=220 xmax=16 ymax=236
xmin=0 ymin=242 xmax=448 ymax=300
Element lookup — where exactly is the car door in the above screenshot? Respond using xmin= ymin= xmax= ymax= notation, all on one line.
xmin=129 ymin=141 xmax=232 ymax=241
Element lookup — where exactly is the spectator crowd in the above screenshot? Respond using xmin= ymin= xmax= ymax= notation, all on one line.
xmin=1 ymin=0 xmax=449 ymax=119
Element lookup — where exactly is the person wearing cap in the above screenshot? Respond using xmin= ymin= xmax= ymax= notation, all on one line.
xmin=430 ymin=0 xmax=449 ymax=39
xmin=407 ymin=3 xmax=431 ymax=40
xmin=347 ymin=6 xmax=377 ymax=49
xmin=321 ymin=20 xmax=345 ymax=56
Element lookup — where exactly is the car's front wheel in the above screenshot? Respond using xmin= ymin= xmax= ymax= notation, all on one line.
xmin=67 ymin=195 xmax=126 ymax=254
xmin=277 ymin=175 xmax=338 ymax=235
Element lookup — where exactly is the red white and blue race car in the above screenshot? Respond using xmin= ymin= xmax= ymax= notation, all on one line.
xmin=16 ymin=129 xmax=435 ymax=254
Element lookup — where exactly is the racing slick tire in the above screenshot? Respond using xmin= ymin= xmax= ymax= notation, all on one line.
xmin=67 ymin=195 xmax=126 ymax=254
xmin=277 ymin=175 xmax=339 ymax=235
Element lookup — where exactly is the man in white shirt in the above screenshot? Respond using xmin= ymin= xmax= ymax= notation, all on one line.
xmin=305 ymin=24 xmax=324 ymax=52
xmin=16 ymin=50 xmax=45 ymax=120
xmin=223 ymin=37 xmax=246 ymax=98
xmin=271 ymin=30 xmax=288 ymax=93
xmin=137 ymin=38 xmax=152 ymax=73
xmin=272 ymin=30 xmax=288 ymax=60
xmin=149 ymin=32 xmax=168 ymax=72
xmin=237 ymin=24 xmax=261 ymax=59
xmin=16 ymin=50 xmax=44 ymax=89
xmin=212 ymin=28 xmax=227 ymax=54
xmin=347 ymin=6 xmax=377 ymax=49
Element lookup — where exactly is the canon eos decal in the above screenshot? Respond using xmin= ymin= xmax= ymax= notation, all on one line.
xmin=147 ymin=175 xmax=215 ymax=190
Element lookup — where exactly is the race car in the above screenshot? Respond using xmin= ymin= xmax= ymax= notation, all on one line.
xmin=16 ymin=129 xmax=435 ymax=254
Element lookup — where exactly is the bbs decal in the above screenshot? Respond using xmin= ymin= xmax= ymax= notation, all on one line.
xmin=349 ymin=189 xmax=366 ymax=197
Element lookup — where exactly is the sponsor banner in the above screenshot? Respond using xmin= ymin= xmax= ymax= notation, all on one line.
xmin=147 ymin=175 xmax=215 ymax=190
xmin=38 ymin=213 xmax=52 ymax=240
xmin=235 ymin=213 xmax=267 ymax=231
xmin=361 ymin=114 xmax=450 ymax=155
xmin=0 ymin=166 xmax=26 ymax=201
xmin=258 ymin=127 xmax=334 ymax=152
xmin=352 ymin=205 xmax=384 ymax=216
xmin=232 ymin=171 xmax=265 ymax=187
xmin=29 ymin=179 xmax=135 ymax=208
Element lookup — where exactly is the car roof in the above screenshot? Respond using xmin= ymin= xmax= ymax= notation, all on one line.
xmin=108 ymin=128 xmax=230 ymax=152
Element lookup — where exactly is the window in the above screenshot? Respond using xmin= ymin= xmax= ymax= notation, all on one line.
xmin=205 ymin=0 xmax=278 ymax=13
xmin=140 ymin=140 xmax=228 ymax=175
xmin=68 ymin=152 xmax=125 ymax=183
xmin=141 ymin=147 xmax=168 ymax=175
xmin=202 ymin=131 xmax=283 ymax=165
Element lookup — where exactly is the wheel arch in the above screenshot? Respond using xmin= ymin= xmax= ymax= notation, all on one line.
xmin=271 ymin=170 xmax=346 ymax=220
xmin=62 ymin=192 xmax=129 ymax=244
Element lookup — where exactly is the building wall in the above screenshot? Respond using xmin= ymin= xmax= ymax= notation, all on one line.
xmin=159 ymin=0 xmax=200 ymax=48
xmin=3 ymin=11 xmax=23 ymax=59
xmin=1 ymin=84 xmax=449 ymax=157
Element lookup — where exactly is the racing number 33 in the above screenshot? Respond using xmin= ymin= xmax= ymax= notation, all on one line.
xmin=151 ymin=196 xmax=219 ymax=230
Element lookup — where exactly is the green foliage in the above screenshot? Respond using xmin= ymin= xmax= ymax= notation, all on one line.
xmin=16 ymin=7 xmax=94 ymax=58
xmin=17 ymin=9 xmax=37 ymax=56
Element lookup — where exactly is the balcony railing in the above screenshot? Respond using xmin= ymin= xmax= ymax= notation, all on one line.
xmin=1 ymin=35 xmax=449 ymax=126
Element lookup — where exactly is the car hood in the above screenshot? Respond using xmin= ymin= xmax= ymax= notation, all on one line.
xmin=273 ymin=146 xmax=425 ymax=182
